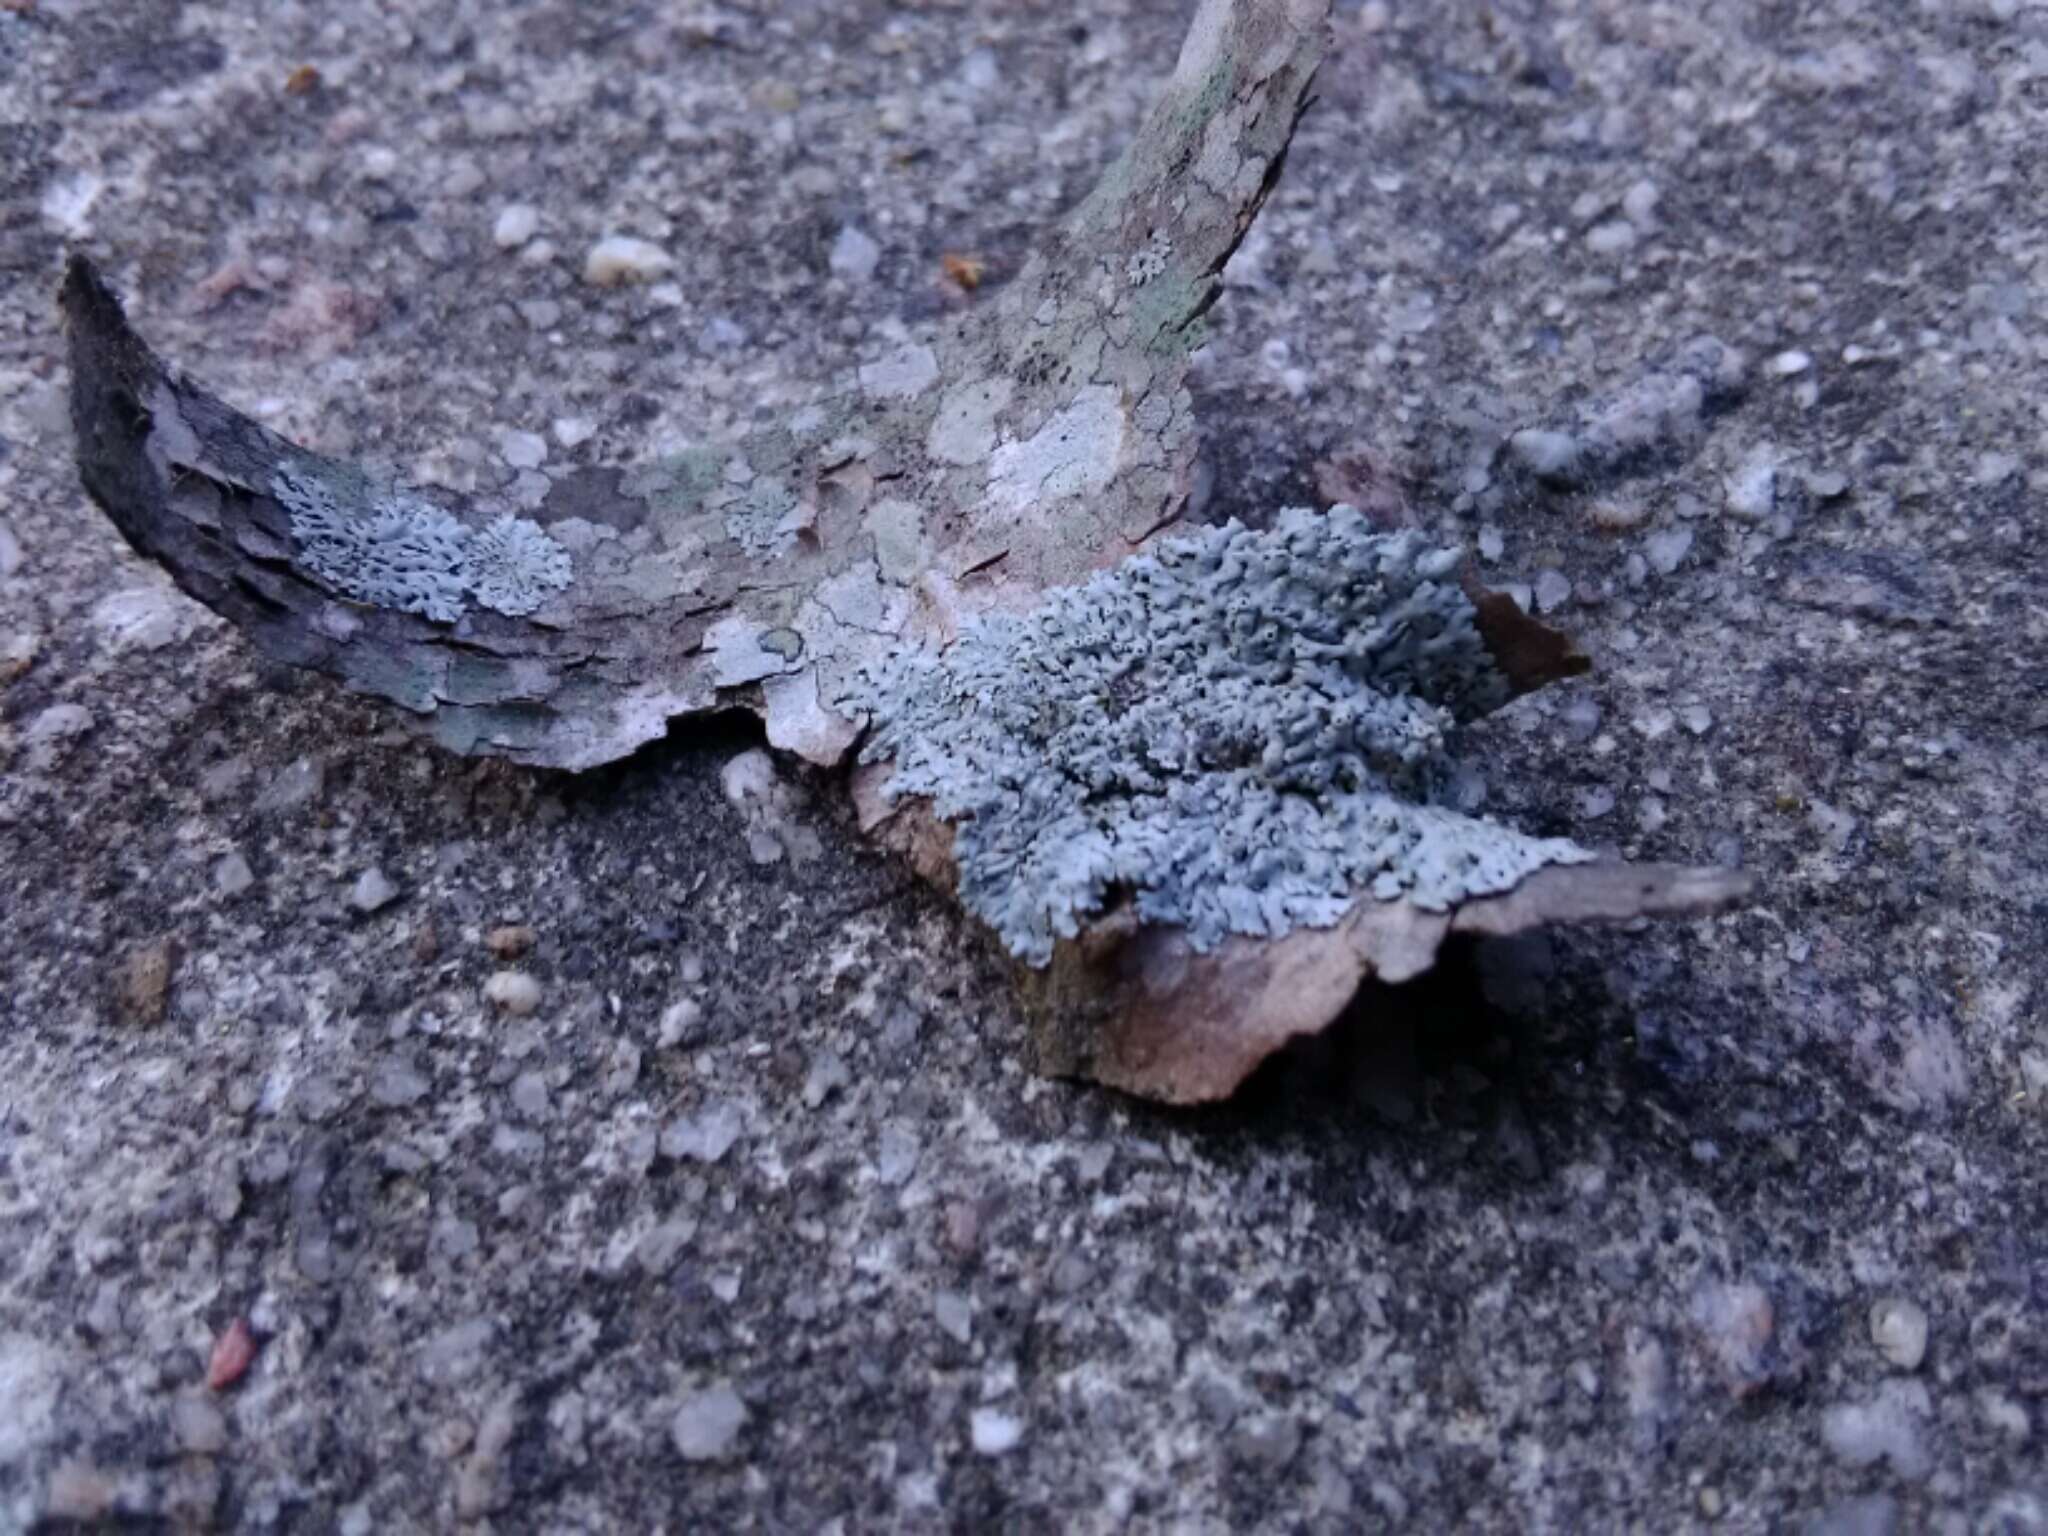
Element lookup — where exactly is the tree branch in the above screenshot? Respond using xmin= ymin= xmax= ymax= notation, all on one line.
xmin=64 ymin=0 xmax=1753 ymax=1105
xmin=64 ymin=0 xmax=1332 ymax=772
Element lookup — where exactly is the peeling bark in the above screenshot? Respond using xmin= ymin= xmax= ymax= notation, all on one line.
xmin=64 ymin=0 xmax=1753 ymax=1105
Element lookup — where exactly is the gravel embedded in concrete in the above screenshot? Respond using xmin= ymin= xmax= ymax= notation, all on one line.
xmin=3 ymin=0 xmax=2044 ymax=1529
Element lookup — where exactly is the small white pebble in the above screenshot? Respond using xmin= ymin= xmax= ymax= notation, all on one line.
xmin=829 ymin=224 xmax=881 ymax=282
xmin=553 ymin=417 xmax=597 ymax=449
xmin=1869 ymin=1296 xmax=1929 ymax=1372
xmin=171 ymin=1393 xmax=229 ymax=1455
xmin=1632 ymin=706 xmax=1676 ymax=741
xmin=934 ymin=1290 xmax=974 ymax=1344
xmin=1645 ymin=526 xmax=1693 ymax=575
xmin=213 ymin=852 xmax=255 ymax=898
xmin=657 ymin=997 xmax=704 ymax=1048
xmin=498 ymin=429 xmax=547 ymax=470
xmin=1508 ymin=429 xmax=1579 ymax=481
xmin=1766 ymin=349 xmax=1812 ymax=376
xmin=1724 ymin=449 xmax=1778 ymax=520
xmin=1822 ymin=1381 xmax=1931 ymax=1478
xmin=969 ymin=1407 xmax=1024 ymax=1456
xmin=1585 ymin=219 xmax=1637 ymax=255
xmin=349 ymin=867 xmax=399 ymax=914
xmin=671 ymin=1383 xmax=749 ymax=1462
xmin=484 ymin=971 xmax=542 ymax=1016
xmin=1974 ymin=451 xmax=2019 ymax=486
xmin=509 ymin=1070 xmax=549 ymax=1121
xmin=584 ymin=235 xmax=673 ymax=287
xmin=1978 ymin=1391 xmax=2030 ymax=1441
xmin=493 ymin=203 xmax=541 ymax=249
xmin=961 ymin=48 xmax=999 ymax=91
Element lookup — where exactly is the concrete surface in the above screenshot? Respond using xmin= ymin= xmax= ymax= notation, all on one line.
xmin=1 ymin=0 xmax=2044 ymax=1529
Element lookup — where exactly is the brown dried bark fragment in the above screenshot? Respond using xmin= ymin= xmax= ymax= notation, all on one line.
xmin=112 ymin=936 xmax=176 ymax=1026
xmin=1021 ymin=863 xmax=1752 ymax=1104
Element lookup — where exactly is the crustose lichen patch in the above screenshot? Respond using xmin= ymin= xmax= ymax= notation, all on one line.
xmin=845 ymin=505 xmax=1592 ymax=965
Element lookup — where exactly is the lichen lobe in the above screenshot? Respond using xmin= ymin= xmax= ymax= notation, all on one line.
xmin=846 ymin=506 xmax=1592 ymax=965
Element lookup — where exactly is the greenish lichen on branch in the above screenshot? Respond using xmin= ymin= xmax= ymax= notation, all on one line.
xmin=272 ymin=463 xmax=572 ymax=622
xmin=845 ymin=506 xmax=1593 ymax=965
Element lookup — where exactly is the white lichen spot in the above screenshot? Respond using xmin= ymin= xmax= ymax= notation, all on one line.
xmin=858 ymin=343 xmax=940 ymax=401
xmin=926 ymin=377 xmax=1015 ymax=466
xmin=273 ymin=464 xmax=572 ymax=622
xmin=723 ymin=477 xmax=798 ymax=557
xmin=89 ymin=586 xmax=194 ymax=653
xmin=844 ymin=506 xmax=1590 ymax=965
xmin=1126 ymin=231 xmax=1174 ymax=286
xmin=985 ymin=386 xmax=1126 ymax=516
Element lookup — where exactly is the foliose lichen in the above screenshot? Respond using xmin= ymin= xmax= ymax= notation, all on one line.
xmin=273 ymin=464 xmax=571 ymax=621
xmin=467 ymin=515 xmax=574 ymax=615
xmin=843 ymin=505 xmax=1592 ymax=966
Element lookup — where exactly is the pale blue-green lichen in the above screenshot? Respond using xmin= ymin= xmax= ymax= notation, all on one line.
xmin=274 ymin=464 xmax=571 ymax=622
xmin=725 ymin=477 xmax=799 ymax=558
xmin=843 ymin=506 xmax=1592 ymax=966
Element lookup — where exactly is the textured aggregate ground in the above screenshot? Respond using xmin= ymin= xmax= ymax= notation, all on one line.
xmin=2 ymin=0 xmax=2046 ymax=1530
